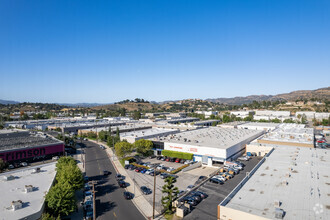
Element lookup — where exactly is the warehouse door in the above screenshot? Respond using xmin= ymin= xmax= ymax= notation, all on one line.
xmin=202 ymin=156 xmax=208 ymax=165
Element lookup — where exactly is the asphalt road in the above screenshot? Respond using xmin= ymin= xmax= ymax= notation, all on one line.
xmin=83 ymin=140 xmax=145 ymax=220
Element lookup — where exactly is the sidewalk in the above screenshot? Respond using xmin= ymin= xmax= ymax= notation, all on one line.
xmin=69 ymin=144 xmax=86 ymax=220
xmin=88 ymin=139 xmax=164 ymax=220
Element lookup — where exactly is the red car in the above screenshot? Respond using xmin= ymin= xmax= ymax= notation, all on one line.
xmin=165 ymin=158 xmax=170 ymax=162
xmin=317 ymin=140 xmax=325 ymax=143
xmin=175 ymin=158 xmax=181 ymax=163
xmin=135 ymin=167 xmax=142 ymax=172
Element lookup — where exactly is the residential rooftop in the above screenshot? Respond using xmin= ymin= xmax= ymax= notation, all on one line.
xmin=152 ymin=127 xmax=264 ymax=150
xmin=225 ymin=146 xmax=330 ymax=219
xmin=0 ymin=163 xmax=57 ymax=220
xmin=0 ymin=131 xmax=62 ymax=151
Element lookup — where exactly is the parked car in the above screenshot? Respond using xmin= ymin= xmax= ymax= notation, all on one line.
xmin=195 ymin=191 xmax=208 ymax=199
xmin=116 ymin=174 xmax=124 ymax=181
xmin=165 ymin=157 xmax=170 ymax=162
xmin=149 ymin=170 xmax=160 ymax=176
xmin=20 ymin=162 xmax=28 ymax=167
xmin=175 ymin=158 xmax=181 ymax=163
xmin=103 ymin=170 xmax=110 ymax=176
xmin=187 ymin=185 xmax=195 ymax=191
xmin=180 ymin=159 xmax=186 ymax=164
xmin=145 ymin=169 xmax=154 ymax=175
xmin=118 ymin=180 xmax=126 ymax=188
xmin=84 ymin=176 xmax=89 ymax=182
xmin=182 ymin=197 xmax=197 ymax=206
xmin=168 ymin=174 xmax=179 ymax=179
xmin=52 ymin=156 xmax=59 ymax=161
xmin=140 ymin=168 xmax=147 ymax=174
xmin=156 ymin=164 xmax=164 ymax=170
xmin=237 ymin=156 xmax=249 ymax=161
xmin=170 ymin=157 xmax=176 ymax=162
xmin=128 ymin=165 xmax=136 ymax=170
xmin=124 ymin=164 xmax=130 ymax=169
xmin=184 ymin=160 xmax=191 ymax=164
xmin=135 ymin=167 xmax=143 ymax=172
xmin=167 ymin=167 xmax=175 ymax=172
xmin=84 ymin=138 xmax=88 ymax=141
xmin=161 ymin=156 xmax=167 ymax=161
xmin=209 ymin=178 xmax=223 ymax=184
xmin=123 ymin=191 xmax=133 ymax=200
xmin=213 ymin=175 xmax=227 ymax=182
xmin=149 ymin=155 xmax=156 ymax=159
xmin=140 ymin=186 xmax=152 ymax=195
xmin=85 ymin=191 xmax=93 ymax=197
xmin=160 ymin=173 xmax=169 ymax=179
xmin=156 ymin=156 xmax=163 ymax=160
xmin=8 ymin=164 xmax=14 ymax=169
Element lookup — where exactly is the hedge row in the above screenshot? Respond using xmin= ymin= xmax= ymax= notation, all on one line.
xmin=171 ymin=164 xmax=189 ymax=174
xmin=161 ymin=150 xmax=193 ymax=160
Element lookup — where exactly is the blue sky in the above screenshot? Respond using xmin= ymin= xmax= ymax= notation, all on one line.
xmin=0 ymin=0 xmax=329 ymax=103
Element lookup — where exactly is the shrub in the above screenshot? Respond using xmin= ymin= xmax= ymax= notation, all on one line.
xmin=161 ymin=150 xmax=193 ymax=160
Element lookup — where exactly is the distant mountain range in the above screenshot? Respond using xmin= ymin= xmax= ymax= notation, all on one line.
xmin=1 ymin=87 xmax=329 ymax=107
xmin=0 ymin=99 xmax=20 ymax=105
xmin=206 ymin=87 xmax=330 ymax=105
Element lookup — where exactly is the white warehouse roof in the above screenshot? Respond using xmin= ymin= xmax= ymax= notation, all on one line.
xmin=0 ymin=163 xmax=57 ymax=220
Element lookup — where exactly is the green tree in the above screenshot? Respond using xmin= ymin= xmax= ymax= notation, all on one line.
xmin=45 ymin=181 xmax=76 ymax=217
xmin=116 ymin=127 xmax=120 ymax=139
xmin=115 ymin=141 xmax=133 ymax=158
xmin=56 ymin=156 xmax=77 ymax=173
xmin=134 ymin=139 xmax=153 ymax=156
xmin=133 ymin=111 xmax=141 ymax=120
xmin=0 ymin=158 xmax=6 ymax=172
xmin=56 ymin=163 xmax=83 ymax=191
xmin=41 ymin=212 xmax=59 ymax=220
xmin=161 ymin=176 xmax=179 ymax=214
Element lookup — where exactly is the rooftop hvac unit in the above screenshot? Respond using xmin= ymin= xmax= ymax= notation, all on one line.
xmin=285 ymin=173 xmax=291 ymax=178
xmin=274 ymin=200 xmax=281 ymax=208
xmin=275 ymin=208 xmax=284 ymax=219
xmin=11 ymin=200 xmax=23 ymax=211
xmin=4 ymin=175 xmax=15 ymax=181
xmin=24 ymin=185 xmax=34 ymax=193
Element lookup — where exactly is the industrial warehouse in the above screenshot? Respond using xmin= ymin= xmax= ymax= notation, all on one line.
xmin=218 ymin=146 xmax=330 ymax=220
xmin=150 ymin=127 xmax=264 ymax=166
xmin=0 ymin=130 xmax=64 ymax=163
xmin=0 ymin=163 xmax=57 ymax=220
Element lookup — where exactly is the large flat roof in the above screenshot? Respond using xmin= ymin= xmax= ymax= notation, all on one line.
xmin=154 ymin=127 xmax=263 ymax=150
xmin=0 ymin=131 xmax=62 ymax=151
xmin=238 ymin=122 xmax=280 ymax=128
xmin=259 ymin=123 xmax=313 ymax=145
xmin=0 ymin=163 xmax=57 ymax=220
xmin=225 ymin=146 xmax=330 ymax=219
xmin=120 ymin=128 xmax=179 ymax=139
xmin=78 ymin=124 xmax=151 ymax=132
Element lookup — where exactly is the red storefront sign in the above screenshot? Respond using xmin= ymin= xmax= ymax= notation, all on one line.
xmin=0 ymin=144 xmax=64 ymax=162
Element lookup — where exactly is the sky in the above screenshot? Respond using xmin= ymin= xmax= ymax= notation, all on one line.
xmin=0 ymin=0 xmax=329 ymax=103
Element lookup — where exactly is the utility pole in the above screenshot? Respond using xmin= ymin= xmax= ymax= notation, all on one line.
xmin=152 ymin=171 xmax=156 ymax=219
xmin=91 ymin=181 xmax=97 ymax=220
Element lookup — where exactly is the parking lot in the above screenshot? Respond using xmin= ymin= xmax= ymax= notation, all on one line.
xmin=124 ymin=156 xmax=217 ymax=213
xmin=184 ymin=156 xmax=262 ymax=220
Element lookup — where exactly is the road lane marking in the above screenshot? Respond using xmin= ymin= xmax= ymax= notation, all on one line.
xmin=113 ymin=212 xmax=117 ymax=218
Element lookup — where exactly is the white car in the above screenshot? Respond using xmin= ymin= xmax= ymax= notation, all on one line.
xmin=213 ymin=175 xmax=226 ymax=182
xmin=20 ymin=162 xmax=28 ymax=167
xmin=237 ymin=156 xmax=248 ymax=161
xmin=145 ymin=169 xmax=154 ymax=175
xmin=8 ymin=164 xmax=14 ymax=169
xmin=167 ymin=167 xmax=175 ymax=172
xmin=184 ymin=160 xmax=191 ymax=164
xmin=156 ymin=164 xmax=164 ymax=170
xmin=52 ymin=156 xmax=59 ymax=161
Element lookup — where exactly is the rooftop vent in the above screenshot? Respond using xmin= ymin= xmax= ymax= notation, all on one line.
xmin=282 ymin=180 xmax=288 ymax=186
xmin=274 ymin=208 xmax=284 ymax=219
xmin=4 ymin=175 xmax=15 ymax=181
xmin=274 ymin=200 xmax=281 ymax=208
xmin=24 ymin=185 xmax=34 ymax=193
xmin=11 ymin=200 xmax=23 ymax=211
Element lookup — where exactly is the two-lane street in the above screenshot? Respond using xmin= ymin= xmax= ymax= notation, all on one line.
xmin=83 ymin=140 xmax=145 ymax=220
